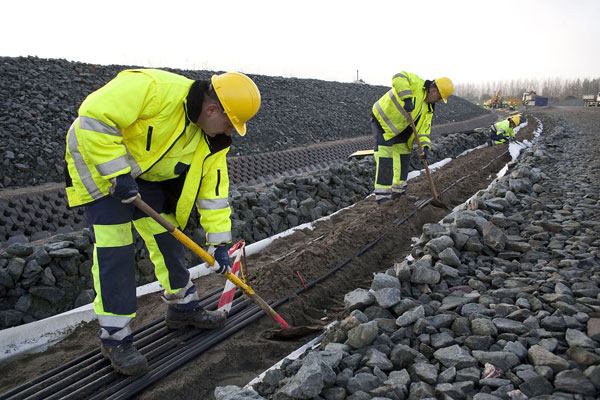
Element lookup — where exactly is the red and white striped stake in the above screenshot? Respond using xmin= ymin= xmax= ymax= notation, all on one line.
xmin=217 ymin=240 xmax=245 ymax=314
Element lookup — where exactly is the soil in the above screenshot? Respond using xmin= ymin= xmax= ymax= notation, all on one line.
xmin=0 ymin=114 xmax=537 ymax=399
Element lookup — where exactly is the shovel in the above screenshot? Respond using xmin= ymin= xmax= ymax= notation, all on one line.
xmin=132 ymin=196 xmax=321 ymax=339
xmin=399 ymin=108 xmax=448 ymax=209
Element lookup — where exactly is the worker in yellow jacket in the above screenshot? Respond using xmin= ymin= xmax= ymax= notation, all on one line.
xmin=64 ymin=69 xmax=260 ymax=376
xmin=371 ymin=72 xmax=454 ymax=204
xmin=487 ymin=115 xmax=520 ymax=145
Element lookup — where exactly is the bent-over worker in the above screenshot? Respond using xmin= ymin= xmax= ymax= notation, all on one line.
xmin=371 ymin=71 xmax=454 ymax=204
xmin=64 ymin=68 xmax=260 ymax=376
xmin=488 ymin=115 xmax=520 ymax=145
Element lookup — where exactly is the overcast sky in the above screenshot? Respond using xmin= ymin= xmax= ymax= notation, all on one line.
xmin=2 ymin=0 xmax=599 ymax=86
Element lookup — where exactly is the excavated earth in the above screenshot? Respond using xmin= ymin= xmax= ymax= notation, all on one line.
xmin=0 ymin=111 xmax=543 ymax=399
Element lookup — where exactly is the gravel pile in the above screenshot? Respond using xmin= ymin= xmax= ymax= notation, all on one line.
xmin=216 ymin=115 xmax=600 ymax=398
xmin=0 ymin=56 xmax=489 ymax=189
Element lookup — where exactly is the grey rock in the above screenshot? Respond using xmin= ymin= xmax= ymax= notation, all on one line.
xmin=409 ymin=362 xmax=438 ymax=385
xmin=519 ymin=375 xmax=553 ymax=397
xmin=438 ymin=366 xmax=456 ymax=384
xmin=565 ymin=328 xmax=597 ymax=349
xmin=472 ymin=350 xmax=520 ymax=372
xmin=438 ymin=248 xmax=461 ymax=267
xmin=503 ymin=341 xmax=527 ymax=360
xmin=407 ymin=381 xmax=435 ymax=400
xmin=424 ymin=236 xmax=454 ymax=256
xmin=372 ymin=287 xmax=402 ymax=309
xmin=553 ymin=369 xmax=597 ymax=396
xmin=371 ymin=273 xmax=402 ymax=291
xmin=396 ymin=306 xmax=425 ymax=327
xmin=481 ymin=221 xmax=506 ymax=252
xmin=528 ymin=345 xmax=570 ymax=373
xmin=456 ymin=366 xmax=480 ymax=382
xmin=346 ymin=321 xmax=378 ymax=349
xmin=471 ymin=318 xmax=498 ymax=337
xmin=433 ymin=345 xmax=477 ymax=369
xmin=363 ymin=348 xmax=393 ymax=371
xmin=434 ymin=382 xmax=465 ymax=399
xmin=344 ymin=288 xmax=374 ymax=311
xmin=584 ymin=365 xmax=600 ymax=390
xmin=492 ymin=318 xmax=528 ymax=335
xmin=215 ymin=385 xmax=266 ymax=400
xmin=540 ymin=315 xmax=566 ymax=331
xmin=29 ymin=285 xmax=65 ymax=304
xmin=410 ymin=266 xmax=440 ymax=285
xmin=384 ymin=369 xmax=411 ymax=387
xmin=346 ymin=372 xmax=381 ymax=395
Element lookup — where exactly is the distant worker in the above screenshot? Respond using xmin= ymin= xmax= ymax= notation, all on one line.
xmin=64 ymin=69 xmax=261 ymax=376
xmin=371 ymin=72 xmax=454 ymax=204
xmin=487 ymin=115 xmax=520 ymax=146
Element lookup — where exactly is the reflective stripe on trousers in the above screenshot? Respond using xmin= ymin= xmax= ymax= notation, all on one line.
xmin=85 ymin=179 xmax=194 ymax=335
xmin=371 ymin=115 xmax=412 ymax=201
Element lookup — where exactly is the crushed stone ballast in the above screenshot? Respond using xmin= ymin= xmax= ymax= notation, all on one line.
xmin=0 ymin=126 xmax=536 ymax=400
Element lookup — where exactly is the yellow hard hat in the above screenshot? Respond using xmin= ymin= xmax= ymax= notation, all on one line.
xmin=434 ymin=77 xmax=454 ymax=103
xmin=211 ymin=72 xmax=261 ymax=136
xmin=510 ymin=115 xmax=520 ymax=126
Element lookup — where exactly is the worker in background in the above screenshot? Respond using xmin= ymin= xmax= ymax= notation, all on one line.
xmin=487 ymin=115 xmax=520 ymax=146
xmin=371 ymin=72 xmax=454 ymax=204
xmin=64 ymin=69 xmax=261 ymax=376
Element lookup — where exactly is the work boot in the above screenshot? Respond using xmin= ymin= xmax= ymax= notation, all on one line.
xmin=101 ymin=341 xmax=148 ymax=376
xmin=166 ymin=305 xmax=227 ymax=330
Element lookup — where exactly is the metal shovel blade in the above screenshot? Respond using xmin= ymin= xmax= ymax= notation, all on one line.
xmin=430 ymin=197 xmax=449 ymax=209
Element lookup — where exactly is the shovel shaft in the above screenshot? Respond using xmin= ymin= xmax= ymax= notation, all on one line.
xmin=398 ymin=108 xmax=442 ymax=201
xmin=132 ymin=196 xmax=290 ymax=329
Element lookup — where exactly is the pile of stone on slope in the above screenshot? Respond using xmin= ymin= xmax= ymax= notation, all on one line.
xmin=215 ymin=118 xmax=600 ymax=398
xmin=0 ymin=56 xmax=489 ymax=188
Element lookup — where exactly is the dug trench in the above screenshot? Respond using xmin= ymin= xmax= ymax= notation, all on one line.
xmin=0 ymin=119 xmax=537 ymax=399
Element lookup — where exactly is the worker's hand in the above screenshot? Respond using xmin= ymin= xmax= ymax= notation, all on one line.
xmin=208 ymin=245 xmax=231 ymax=275
xmin=509 ymin=137 xmax=516 ymax=143
xmin=108 ymin=174 xmax=139 ymax=203
xmin=419 ymin=147 xmax=430 ymax=162
xmin=403 ymin=98 xmax=414 ymax=113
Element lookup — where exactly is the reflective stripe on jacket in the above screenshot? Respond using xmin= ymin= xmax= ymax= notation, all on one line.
xmin=493 ymin=119 xmax=514 ymax=139
xmin=372 ymin=71 xmax=433 ymax=148
xmin=65 ymin=69 xmax=231 ymax=243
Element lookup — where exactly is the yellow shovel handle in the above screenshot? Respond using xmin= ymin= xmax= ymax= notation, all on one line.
xmin=131 ymin=197 xmax=292 ymax=326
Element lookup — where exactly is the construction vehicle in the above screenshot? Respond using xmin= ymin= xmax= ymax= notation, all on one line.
xmin=522 ymin=91 xmax=548 ymax=107
xmin=522 ymin=91 xmax=536 ymax=106
xmin=487 ymin=90 xmax=503 ymax=108
xmin=583 ymin=92 xmax=600 ymax=107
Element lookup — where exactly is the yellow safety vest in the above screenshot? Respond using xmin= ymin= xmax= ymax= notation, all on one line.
xmin=372 ymin=71 xmax=433 ymax=148
xmin=493 ymin=119 xmax=514 ymax=139
xmin=65 ymin=69 xmax=231 ymax=244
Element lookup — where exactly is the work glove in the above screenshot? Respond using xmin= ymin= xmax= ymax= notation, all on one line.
xmin=419 ymin=146 xmax=430 ymax=162
xmin=108 ymin=174 xmax=139 ymax=203
xmin=208 ymin=245 xmax=231 ymax=275
xmin=403 ymin=97 xmax=414 ymax=113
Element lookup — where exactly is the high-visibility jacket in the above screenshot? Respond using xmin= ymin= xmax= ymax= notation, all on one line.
xmin=491 ymin=119 xmax=514 ymax=141
xmin=65 ymin=69 xmax=231 ymax=244
xmin=372 ymin=71 xmax=433 ymax=149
